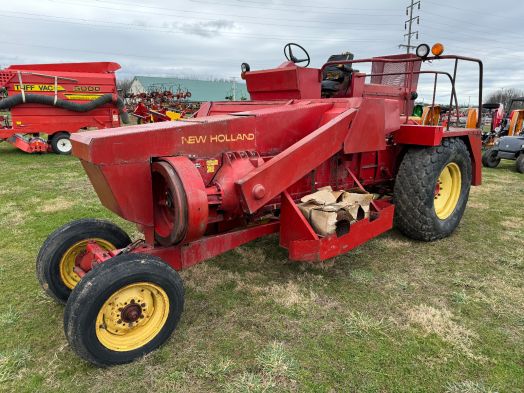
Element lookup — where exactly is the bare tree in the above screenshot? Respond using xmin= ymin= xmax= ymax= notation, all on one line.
xmin=485 ymin=88 xmax=524 ymax=111
xmin=117 ymin=78 xmax=134 ymax=97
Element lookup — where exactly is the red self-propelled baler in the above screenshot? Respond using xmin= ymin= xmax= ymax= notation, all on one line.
xmin=36 ymin=43 xmax=483 ymax=366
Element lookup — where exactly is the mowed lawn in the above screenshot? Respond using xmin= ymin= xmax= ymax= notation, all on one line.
xmin=0 ymin=142 xmax=522 ymax=393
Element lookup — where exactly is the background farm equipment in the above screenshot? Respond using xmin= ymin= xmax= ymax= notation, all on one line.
xmin=482 ymin=134 xmax=524 ymax=173
xmin=126 ymin=87 xmax=201 ymax=124
xmin=37 ymin=43 xmax=483 ymax=366
xmin=498 ymin=97 xmax=524 ymax=136
xmin=480 ymin=102 xmax=505 ymax=146
xmin=482 ymin=97 xmax=524 ymax=146
xmin=0 ymin=62 xmax=128 ymax=154
xmin=481 ymin=98 xmax=524 ymax=172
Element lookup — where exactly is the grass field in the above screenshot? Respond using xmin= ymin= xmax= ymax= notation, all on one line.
xmin=0 ymin=142 xmax=522 ymax=393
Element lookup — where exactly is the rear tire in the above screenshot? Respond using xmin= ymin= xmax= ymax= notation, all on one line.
xmin=516 ymin=154 xmax=524 ymax=173
xmin=50 ymin=132 xmax=72 ymax=155
xmin=482 ymin=148 xmax=500 ymax=168
xmin=36 ymin=219 xmax=131 ymax=304
xmin=394 ymin=138 xmax=472 ymax=241
xmin=63 ymin=254 xmax=184 ymax=367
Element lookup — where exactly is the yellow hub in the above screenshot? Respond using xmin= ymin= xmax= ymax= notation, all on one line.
xmin=59 ymin=239 xmax=115 ymax=289
xmin=434 ymin=162 xmax=461 ymax=220
xmin=95 ymin=282 xmax=169 ymax=352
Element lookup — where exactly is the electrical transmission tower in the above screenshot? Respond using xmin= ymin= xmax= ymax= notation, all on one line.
xmin=399 ymin=0 xmax=421 ymax=54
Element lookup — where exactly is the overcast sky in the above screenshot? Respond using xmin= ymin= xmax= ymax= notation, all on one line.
xmin=2 ymin=0 xmax=523 ymax=104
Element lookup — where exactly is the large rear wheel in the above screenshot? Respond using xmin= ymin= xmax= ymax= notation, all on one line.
xmin=36 ymin=219 xmax=131 ymax=303
xmin=394 ymin=138 xmax=472 ymax=241
xmin=63 ymin=254 xmax=184 ymax=367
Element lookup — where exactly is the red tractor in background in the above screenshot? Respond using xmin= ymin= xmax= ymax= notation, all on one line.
xmin=0 ymin=62 xmax=128 ymax=154
xmin=36 ymin=42 xmax=483 ymax=366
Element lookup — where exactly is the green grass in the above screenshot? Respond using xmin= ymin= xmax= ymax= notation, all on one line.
xmin=0 ymin=142 xmax=523 ymax=392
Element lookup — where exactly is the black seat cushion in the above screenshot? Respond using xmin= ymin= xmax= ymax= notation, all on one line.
xmin=321 ymin=53 xmax=354 ymax=97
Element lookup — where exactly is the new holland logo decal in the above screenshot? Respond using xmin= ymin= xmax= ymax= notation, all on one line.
xmin=181 ymin=133 xmax=255 ymax=145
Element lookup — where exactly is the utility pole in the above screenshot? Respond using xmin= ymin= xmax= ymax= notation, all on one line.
xmin=399 ymin=0 xmax=421 ymax=54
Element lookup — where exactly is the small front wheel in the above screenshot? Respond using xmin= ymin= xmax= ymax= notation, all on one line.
xmin=516 ymin=154 xmax=524 ymax=173
xmin=481 ymin=148 xmax=500 ymax=168
xmin=63 ymin=254 xmax=184 ymax=367
xmin=36 ymin=219 xmax=131 ymax=303
xmin=50 ymin=132 xmax=72 ymax=155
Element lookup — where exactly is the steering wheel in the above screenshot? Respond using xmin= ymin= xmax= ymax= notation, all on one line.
xmin=283 ymin=43 xmax=310 ymax=67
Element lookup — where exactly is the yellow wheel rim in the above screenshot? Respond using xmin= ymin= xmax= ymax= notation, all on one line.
xmin=434 ymin=162 xmax=462 ymax=220
xmin=59 ymin=239 xmax=115 ymax=290
xmin=95 ymin=282 xmax=170 ymax=352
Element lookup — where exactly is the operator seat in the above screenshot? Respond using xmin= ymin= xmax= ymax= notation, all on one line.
xmin=321 ymin=52 xmax=354 ymax=98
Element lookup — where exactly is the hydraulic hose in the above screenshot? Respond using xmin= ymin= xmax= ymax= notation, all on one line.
xmin=0 ymin=93 xmax=129 ymax=124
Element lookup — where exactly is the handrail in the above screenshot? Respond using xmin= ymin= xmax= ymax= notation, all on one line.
xmin=320 ymin=55 xmax=484 ymax=128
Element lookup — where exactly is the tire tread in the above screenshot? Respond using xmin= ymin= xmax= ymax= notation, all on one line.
xmin=393 ymin=138 xmax=472 ymax=241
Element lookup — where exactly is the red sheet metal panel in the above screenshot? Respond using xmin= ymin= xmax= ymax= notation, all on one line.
xmin=343 ymin=98 xmax=399 ymax=154
xmin=277 ymin=194 xmax=395 ymax=262
xmin=246 ymin=63 xmax=320 ymax=100
xmin=6 ymin=62 xmax=121 ymax=73
xmin=133 ymin=221 xmax=280 ymax=270
xmin=394 ymin=124 xmax=444 ymax=146
xmin=279 ymin=191 xmax=318 ymax=249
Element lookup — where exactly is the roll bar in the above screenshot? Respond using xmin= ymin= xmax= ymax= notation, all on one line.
xmin=320 ymin=55 xmax=484 ymax=129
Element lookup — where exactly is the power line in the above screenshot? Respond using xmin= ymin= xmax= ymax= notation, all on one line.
xmin=212 ymin=0 xmax=399 ymax=12
xmin=0 ymin=11 xmax=396 ymax=42
xmin=399 ymin=0 xmax=421 ymax=53
xmin=186 ymin=0 xmax=401 ymax=17
xmin=46 ymin=0 xmax=399 ymax=30
xmin=0 ymin=39 xmax=179 ymax=61
xmin=3 ymin=11 xmax=517 ymax=63
xmin=421 ymin=9 xmax=524 ymax=42
xmin=67 ymin=0 xmax=401 ymax=19
xmin=421 ymin=28 xmax=517 ymax=52
xmin=423 ymin=0 xmax=508 ymax=19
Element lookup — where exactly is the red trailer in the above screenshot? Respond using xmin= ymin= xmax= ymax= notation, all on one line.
xmin=36 ymin=43 xmax=483 ymax=366
xmin=0 ymin=62 xmax=128 ymax=154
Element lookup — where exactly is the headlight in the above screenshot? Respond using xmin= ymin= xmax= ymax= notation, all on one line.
xmin=415 ymin=43 xmax=430 ymax=59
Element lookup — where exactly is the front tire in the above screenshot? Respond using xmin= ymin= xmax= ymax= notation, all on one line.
xmin=36 ymin=219 xmax=131 ymax=304
xmin=63 ymin=254 xmax=184 ymax=367
xmin=482 ymin=148 xmax=500 ymax=168
xmin=394 ymin=138 xmax=472 ymax=241
xmin=50 ymin=132 xmax=72 ymax=155
xmin=516 ymin=154 xmax=524 ymax=173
